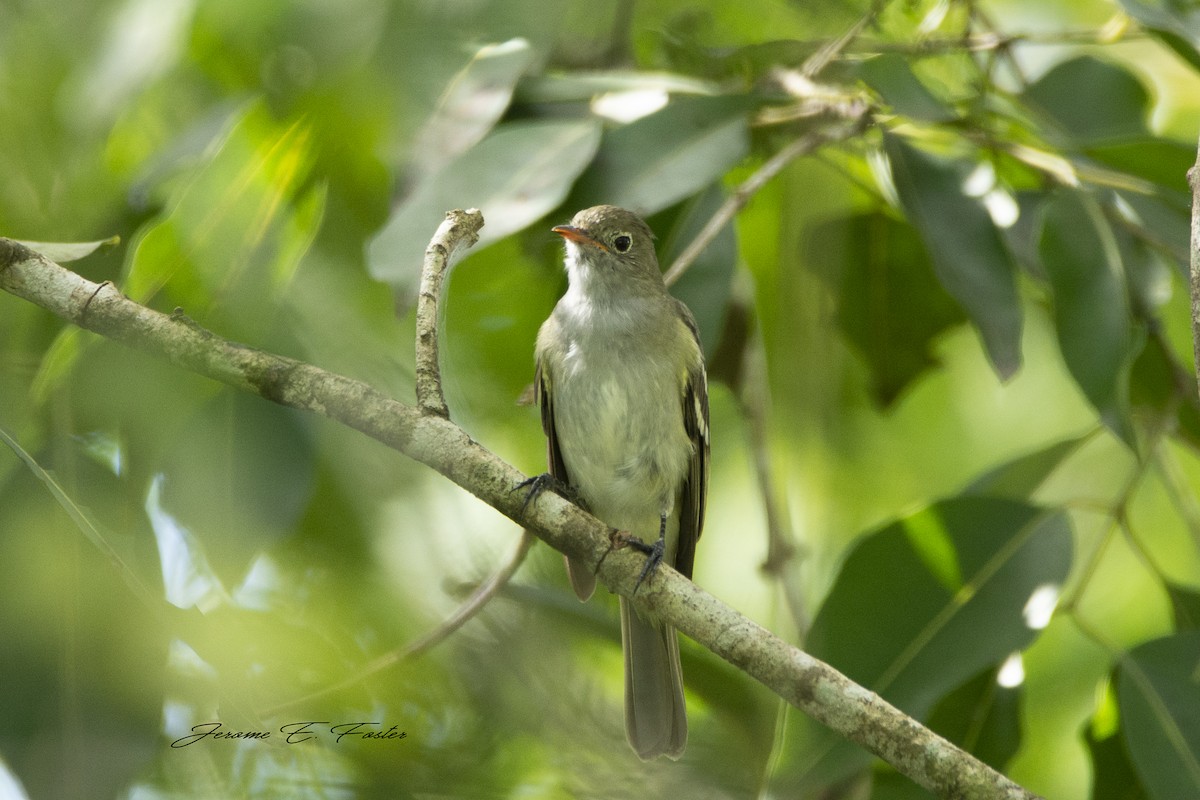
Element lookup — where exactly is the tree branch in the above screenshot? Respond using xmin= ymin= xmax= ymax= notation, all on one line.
xmin=1189 ymin=134 xmax=1200 ymax=401
xmin=0 ymin=235 xmax=1040 ymax=800
xmin=416 ymin=208 xmax=483 ymax=416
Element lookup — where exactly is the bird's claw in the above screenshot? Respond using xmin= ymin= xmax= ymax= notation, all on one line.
xmin=513 ymin=473 xmax=586 ymax=514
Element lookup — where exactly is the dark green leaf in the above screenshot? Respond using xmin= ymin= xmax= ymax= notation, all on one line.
xmin=813 ymin=211 xmax=966 ymax=407
xmin=964 ymin=434 xmax=1089 ymax=499
xmin=1090 ymin=140 xmax=1196 ymax=196
xmin=1038 ymin=191 xmax=1136 ymax=447
xmin=568 ymin=95 xmax=752 ymax=215
xmin=884 ymin=134 xmax=1023 ymax=379
xmin=1126 ymin=331 xmax=1200 ymax=452
xmin=368 ymin=118 xmax=602 ymax=287
xmin=1116 ymin=0 xmax=1200 ymax=73
xmin=1086 ymin=722 xmax=1151 ymax=800
xmin=926 ymin=667 xmax=1022 ymax=771
xmin=159 ymin=391 xmax=315 ymax=584
xmin=655 ymin=184 xmax=738 ymax=357
xmin=1024 ymin=56 xmax=1151 ymax=145
xmin=1115 ymin=190 xmax=1193 ymax=268
xmin=872 ymin=768 xmax=936 ymax=800
xmin=859 ymin=54 xmax=956 ymax=123
xmin=769 ymin=497 xmax=1072 ymax=791
xmin=1166 ymin=582 xmax=1200 ymax=631
xmin=1118 ymin=632 xmax=1200 ymax=800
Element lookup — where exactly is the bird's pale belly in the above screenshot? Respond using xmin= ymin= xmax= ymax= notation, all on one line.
xmin=553 ymin=372 xmax=691 ymax=536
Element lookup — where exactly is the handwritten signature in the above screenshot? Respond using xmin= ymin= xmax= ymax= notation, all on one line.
xmin=171 ymin=722 xmax=408 ymax=748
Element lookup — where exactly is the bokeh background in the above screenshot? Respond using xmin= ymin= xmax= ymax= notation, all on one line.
xmin=2 ymin=0 xmax=1200 ymax=798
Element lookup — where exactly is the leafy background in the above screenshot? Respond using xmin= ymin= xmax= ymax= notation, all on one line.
xmin=1 ymin=0 xmax=1199 ymax=798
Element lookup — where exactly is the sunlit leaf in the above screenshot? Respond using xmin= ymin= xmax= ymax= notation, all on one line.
xmin=122 ymin=102 xmax=322 ymax=328
xmin=515 ymin=70 xmax=716 ymax=104
xmin=406 ymin=38 xmax=536 ymax=186
xmin=883 ymin=134 xmax=1023 ymax=380
xmin=1118 ymin=632 xmax=1200 ymax=800
xmin=368 ymin=118 xmax=602 ymax=288
xmin=1038 ymin=191 xmax=1136 ymax=447
xmin=15 ymin=236 xmax=119 ymax=262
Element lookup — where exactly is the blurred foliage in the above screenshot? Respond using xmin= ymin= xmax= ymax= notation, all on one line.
xmin=2 ymin=0 xmax=1200 ymax=798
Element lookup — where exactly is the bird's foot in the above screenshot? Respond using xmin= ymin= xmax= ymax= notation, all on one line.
xmin=513 ymin=473 xmax=587 ymax=514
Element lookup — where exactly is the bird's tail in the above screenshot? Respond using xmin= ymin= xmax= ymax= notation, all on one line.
xmin=620 ymin=597 xmax=687 ymax=760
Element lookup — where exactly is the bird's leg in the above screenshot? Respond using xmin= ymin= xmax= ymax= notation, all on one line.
xmin=628 ymin=512 xmax=667 ymax=593
xmin=513 ymin=473 xmax=588 ymax=514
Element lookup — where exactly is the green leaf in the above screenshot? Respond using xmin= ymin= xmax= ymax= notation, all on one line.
xmin=814 ymin=211 xmax=967 ymax=407
xmin=964 ymin=434 xmax=1090 ymax=499
xmin=367 ymin=118 xmax=602 ymax=287
xmin=568 ymin=95 xmax=752 ymax=215
xmin=770 ymin=497 xmax=1072 ymax=791
xmin=407 ymin=38 xmax=536 ymax=185
xmin=15 ymin=236 xmax=119 ymax=262
xmin=1023 ymin=56 xmax=1151 ymax=146
xmin=1118 ymin=632 xmax=1200 ymax=800
xmin=1038 ymin=191 xmax=1136 ymax=447
xmin=883 ymin=134 xmax=1023 ymax=379
xmin=858 ymin=54 xmax=956 ymax=123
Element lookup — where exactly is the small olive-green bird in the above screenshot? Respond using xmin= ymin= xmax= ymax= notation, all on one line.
xmin=534 ymin=205 xmax=709 ymax=760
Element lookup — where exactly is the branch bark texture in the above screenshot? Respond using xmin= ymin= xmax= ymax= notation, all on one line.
xmin=415 ymin=208 xmax=483 ymax=416
xmin=0 ymin=235 xmax=1040 ymax=800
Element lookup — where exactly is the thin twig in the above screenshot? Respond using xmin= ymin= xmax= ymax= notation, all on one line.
xmin=663 ymin=113 xmax=868 ymax=287
xmin=854 ymin=27 xmax=1147 ymax=56
xmin=1188 ymin=135 xmax=1200 ymax=401
xmin=415 ymin=208 xmax=484 ymax=417
xmin=801 ymin=0 xmax=886 ymax=79
xmin=261 ymin=530 xmax=536 ymax=717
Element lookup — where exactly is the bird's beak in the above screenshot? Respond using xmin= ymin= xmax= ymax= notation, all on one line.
xmin=553 ymin=225 xmax=609 ymax=252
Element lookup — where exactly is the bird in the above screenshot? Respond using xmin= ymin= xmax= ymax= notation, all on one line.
xmin=531 ymin=204 xmax=709 ymax=760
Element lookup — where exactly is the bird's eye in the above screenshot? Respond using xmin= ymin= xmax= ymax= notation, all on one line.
xmin=613 ymin=234 xmax=632 ymax=253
